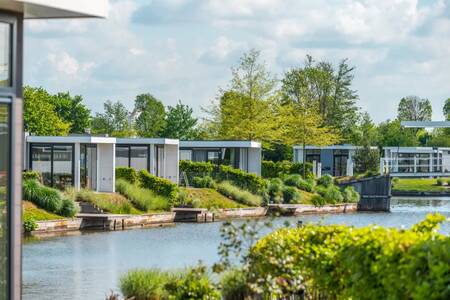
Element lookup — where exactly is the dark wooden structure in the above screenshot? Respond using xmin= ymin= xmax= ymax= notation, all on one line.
xmin=338 ymin=175 xmax=391 ymax=212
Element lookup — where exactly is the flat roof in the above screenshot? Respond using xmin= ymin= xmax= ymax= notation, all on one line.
xmin=401 ymin=121 xmax=450 ymax=128
xmin=1 ymin=0 xmax=108 ymax=18
xmin=180 ymin=140 xmax=261 ymax=148
xmin=293 ymin=144 xmax=377 ymax=150
xmin=116 ymin=138 xmax=179 ymax=145
xmin=26 ymin=135 xmax=116 ymax=144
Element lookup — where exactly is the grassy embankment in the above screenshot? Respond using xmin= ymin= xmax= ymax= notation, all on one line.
xmin=181 ymin=187 xmax=245 ymax=209
xmin=23 ymin=201 xmax=65 ymax=221
xmin=392 ymin=178 xmax=450 ymax=192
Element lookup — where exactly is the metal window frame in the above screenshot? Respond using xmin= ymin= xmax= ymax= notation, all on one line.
xmin=116 ymin=144 xmax=151 ymax=172
xmin=29 ymin=143 xmax=75 ymax=188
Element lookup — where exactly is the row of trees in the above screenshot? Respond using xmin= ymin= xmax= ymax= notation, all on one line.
xmin=23 ymin=49 xmax=450 ymax=161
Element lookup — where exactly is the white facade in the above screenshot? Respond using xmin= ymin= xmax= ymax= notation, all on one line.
xmin=381 ymin=147 xmax=450 ymax=177
xmin=25 ymin=136 xmax=180 ymax=192
xmin=179 ymin=140 xmax=262 ymax=175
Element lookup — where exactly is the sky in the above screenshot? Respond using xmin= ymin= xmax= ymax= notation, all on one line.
xmin=23 ymin=0 xmax=450 ymax=123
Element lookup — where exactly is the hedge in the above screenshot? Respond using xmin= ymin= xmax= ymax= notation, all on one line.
xmin=247 ymin=213 xmax=449 ymax=299
xmin=116 ymin=167 xmax=138 ymax=183
xmin=217 ymin=165 xmax=266 ymax=194
xmin=261 ymin=160 xmax=313 ymax=179
xmin=179 ymin=160 xmax=215 ymax=174
xmin=138 ymin=170 xmax=178 ymax=200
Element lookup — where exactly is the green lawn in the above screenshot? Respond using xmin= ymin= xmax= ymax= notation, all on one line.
xmin=182 ymin=188 xmax=245 ymax=209
xmin=23 ymin=201 xmax=65 ymax=221
xmin=392 ymin=178 xmax=450 ymax=192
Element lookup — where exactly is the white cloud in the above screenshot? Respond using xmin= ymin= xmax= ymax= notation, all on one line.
xmin=23 ymin=0 xmax=450 ymax=122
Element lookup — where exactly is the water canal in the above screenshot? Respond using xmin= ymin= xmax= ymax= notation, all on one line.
xmin=23 ymin=197 xmax=450 ymax=300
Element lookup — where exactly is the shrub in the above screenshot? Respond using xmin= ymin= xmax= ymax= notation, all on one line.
xmin=165 ymin=265 xmax=220 ymax=300
xmin=317 ymin=174 xmax=333 ymax=187
xmin=115 ymin=167 xmax=137 ymax=183
xmin=23 ymin=179 xmax=62 ymax=213
xmin=218 ymin=165 xmax=266 ymax=194
xmin=23 ymin=217 xmax=38 ymax=233
xmin=247 ymin=214 xmax=449 ymax=299
xmin=323 ymin=185 xmax=344 ymax=204
xmin=23 ymin=170 xmax=41 ymax=182
xmin=342 ymin=186 xmax=360 ymax=203
xmin=59 ymin=197 xmax=78 ymax=217
xmin=392 ymin=177 xmax=400 ymax=185
xmin=220 ymin=268 xmax=251 ymax=300
xmin=436 ymin=178 xmax=444 ymax=186
xmin=138 ymin=170 xmax=178 ymax=200
xmin=217 ymin=181 xmax=262 ymax=207
xmin=120 ymin=269 xmax=169 ymax=300
xmin=282 ymin=186 xmax=301 ymax=204
xmin=267 ymin=178 xmax=284 ymax=203
xmin=283 ymin=174 xmax=313 ymax=192
xmin=311 ymin=194 xmax=326 ymax=206
xmin=116 ymin=179 xmax=170 ymax=212
xmin=192 ymin=176 xmax=215 ymax=188
xmin=447 ymin=178 xmax=450 ymax=185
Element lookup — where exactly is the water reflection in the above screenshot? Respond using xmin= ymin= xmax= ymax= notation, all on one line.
xmin=23 ymin=197 xmax=450 ymax=300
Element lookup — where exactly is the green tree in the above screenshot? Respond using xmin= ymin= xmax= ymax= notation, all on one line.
xmin=397 ymin=96 xmax=432 ymax=121
xmin=281 ymin=67 xmax=341 ymax=177
xmin=134 ymin=93 xmax=166 ymax=138
xmin=23 ymin=86 xmax=70 ymax=136
xmin=50 ymin=92 xmax=91 ymax=133
xmin=91 ymin=100 xmax=132 ymax=136
xmin=162 ymin=100 xmax=198 ymax=139
xmin=293 ymin=55 xmax=359 ymax=142
xmin=377 ymin=119 xmax=418 ymax=147
xmin=206 ymin=49 xmax=280 ymax=145
xmin=444 ymin=98 xmax=450 ymax=120
xmin=348 ymin=112 xmax=379 ymax=146
xmin=353 ymin=145 xmax=380 ymax=174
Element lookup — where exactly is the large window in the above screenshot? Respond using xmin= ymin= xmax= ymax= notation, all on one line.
xmin=0 ymin=22 xmax=10 ymax=87
xmin=0 ymin=104 xmax=9 ymax=299
xmin=30 ymin=144 xmax=74 ymax=189
xmin=115 ymin=145 xmax=149 ymax=171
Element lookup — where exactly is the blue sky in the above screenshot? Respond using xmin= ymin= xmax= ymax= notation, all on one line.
xmin=23 ymin=0 xmax=450 ymax=123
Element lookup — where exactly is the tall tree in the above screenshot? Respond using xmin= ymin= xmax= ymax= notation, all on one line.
xmin=206 ymin=49 xmax=280 ymax=145
xmin=162 ymin=100 xmax=198 ymax=139
xmin=91 ymin=100 xmax=132 ymax=136
xmin=443 ymin=98 xmax=450 ymax=120
xmin=134 ymin=93 xmax=166 ymax=138
xmin=397 ymin=96 xmax=432 ymax=121
xmin=23 ymin=86 xmax=70 ymax=136
xmin=50 ymin=92 xmax=91 ymax=134
xmin=293 ymin=55 xmax=359 ymax=142
xmin=281 ymin=67 xmax=341 ymax=177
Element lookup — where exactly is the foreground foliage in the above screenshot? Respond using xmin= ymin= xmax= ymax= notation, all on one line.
xmin=247 ymin=214 xmax=449 ymax=299
xmin=23 ymin=179 xmax=78 ymax=217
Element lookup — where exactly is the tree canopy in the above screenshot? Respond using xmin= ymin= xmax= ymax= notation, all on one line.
xmin=91 ymin=100 xmax=133 ymax=137
xmin=23 ymin=86 xmax=71 ymax=136
xmin=162 ymin=101 xmax=199 ymax=140
xmin=134 ymin=94 xmax=166 ymax=138
xmin=397 ymin=96 xmax=432 ymax=121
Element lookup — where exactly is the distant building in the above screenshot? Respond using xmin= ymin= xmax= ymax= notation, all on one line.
xmin=293 ymin=145 xmax=378 ymax=177
xmin=179 ymin=140 xmax=262 ymax=175
xmin=381 ymin=147 xmax=450 ymax=177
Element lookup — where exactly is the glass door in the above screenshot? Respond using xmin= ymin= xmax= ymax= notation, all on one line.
xmin=333 ymin=155 xmax=347 ymax=177
xmin=81 ymin=144 xmax=97 ymax=190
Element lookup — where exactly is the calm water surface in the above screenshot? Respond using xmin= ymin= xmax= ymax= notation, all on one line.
xmin=23 ymin=197 xmax=450 ymax=300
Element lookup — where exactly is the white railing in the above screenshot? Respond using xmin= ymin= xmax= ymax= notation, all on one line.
xmin=380 ymin=157 xmax=450 ymax=175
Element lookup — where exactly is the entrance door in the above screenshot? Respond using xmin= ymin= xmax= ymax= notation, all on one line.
xmin=333 ymin=155 xmax=347 ymax=177
xmin=81 ymin=144 xmax=97 ymax=190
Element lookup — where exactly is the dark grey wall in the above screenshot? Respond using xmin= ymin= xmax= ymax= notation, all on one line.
xmin=320 ymin=149 xmax=334 ymax=175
